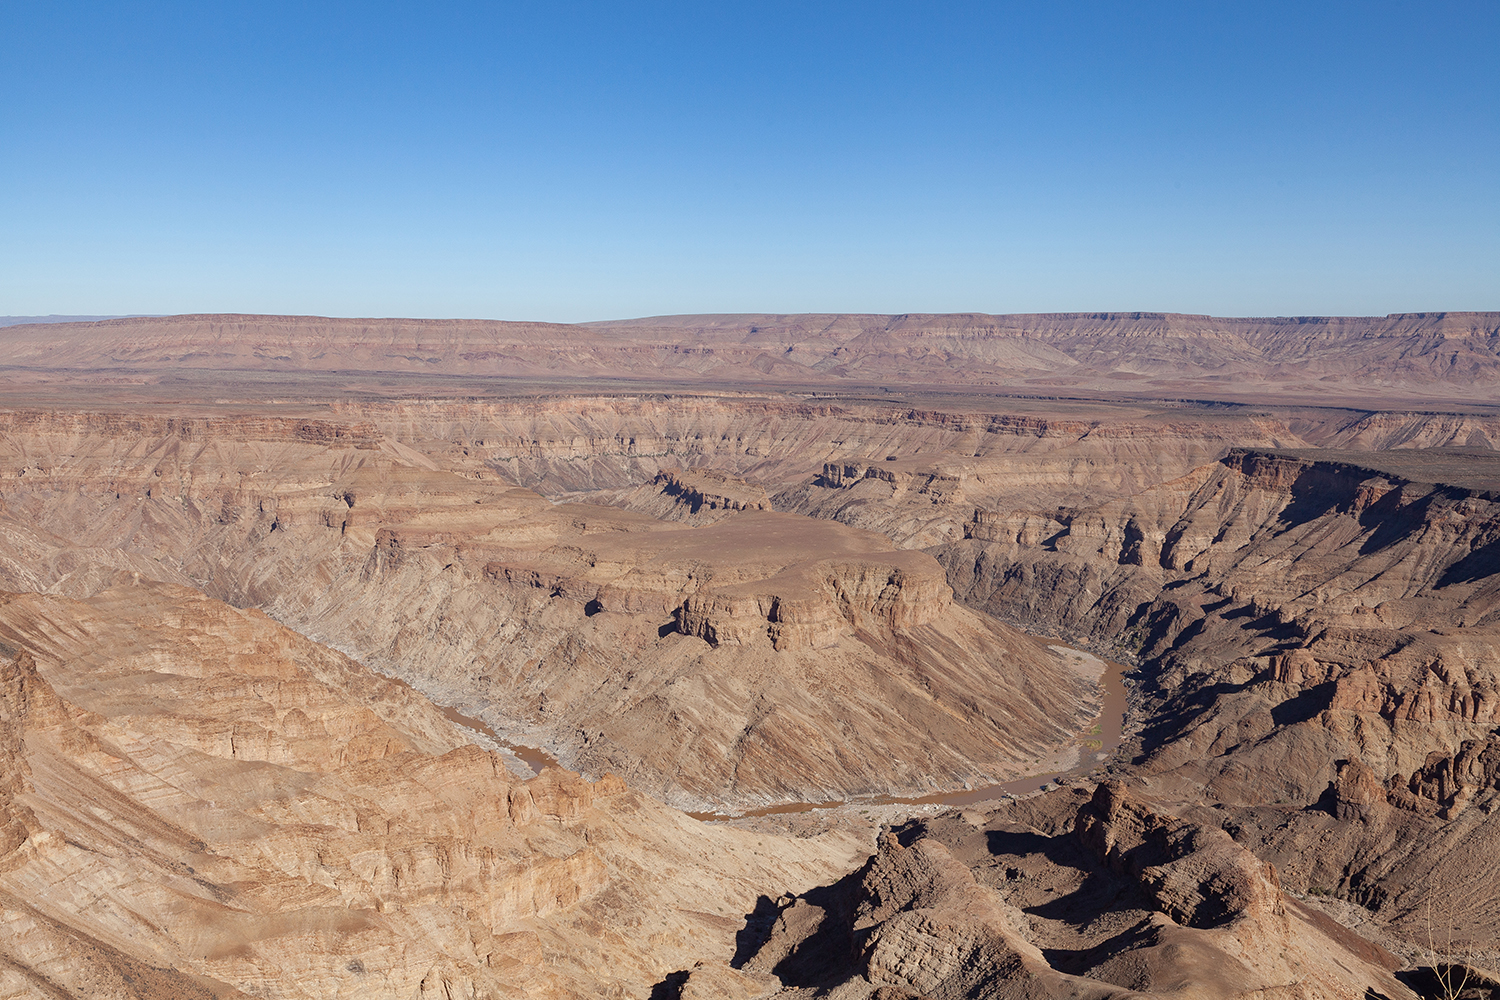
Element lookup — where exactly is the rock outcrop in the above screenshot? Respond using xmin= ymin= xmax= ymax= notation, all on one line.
xmin=909 ymin=448 xmax=1500 ymax=954
xmin=619 ymin=468 xmax=774 ymax=524
xmin=721 ymin=781 xmax=1412 ymax=999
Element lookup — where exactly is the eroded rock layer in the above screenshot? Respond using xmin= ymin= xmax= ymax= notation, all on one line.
xmin=814 ymin=442 xmax=1500 ymax=956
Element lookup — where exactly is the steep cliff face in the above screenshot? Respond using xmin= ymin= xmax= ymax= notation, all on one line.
xmin=0 ymin=580 xmax=862 ymax=1000
xmin=938 ymin=447 xmax=1500 ymax=674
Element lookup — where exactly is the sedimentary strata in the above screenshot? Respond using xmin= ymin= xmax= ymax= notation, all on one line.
xmin=821 ymin=444 xmax=1500 ymax=956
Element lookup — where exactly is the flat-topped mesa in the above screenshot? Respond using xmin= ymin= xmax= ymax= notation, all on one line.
xmin=817 ymin=460 xmax=965 ymax=500
xmin=652 ymin=467 xmax=770 ymax=514
xmin=675 ymin=551 xmax=951 ymax=650
xmin=392 ymin=503 xmax=1077 ymax=806
xmin=482 ymin=509 xmax=955 ymax=650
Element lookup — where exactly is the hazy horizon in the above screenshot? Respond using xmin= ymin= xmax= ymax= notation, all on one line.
xmin=6 ymin=307 xmax=1499 ymax=334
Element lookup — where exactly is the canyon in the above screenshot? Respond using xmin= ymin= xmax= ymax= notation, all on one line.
xmin=0 ymin=312 xmax=1497 ymax=998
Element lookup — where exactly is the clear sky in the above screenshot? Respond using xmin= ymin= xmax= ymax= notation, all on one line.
xmin=3 ymin=2 xmax=1496 ymax=321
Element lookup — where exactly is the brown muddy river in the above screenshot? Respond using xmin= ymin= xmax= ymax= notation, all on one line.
xmin=439 ymin=635 xmax=1129 ymax=822
xmin=439 ymin=704 xmax=560 ymax=776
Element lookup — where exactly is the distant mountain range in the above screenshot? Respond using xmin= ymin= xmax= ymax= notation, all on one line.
xmin=2 ymin=311 xmax=1497 ymax=406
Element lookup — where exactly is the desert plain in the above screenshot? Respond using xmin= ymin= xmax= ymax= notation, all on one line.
xmin=0 ymin=311 xmax=1497 ymax=999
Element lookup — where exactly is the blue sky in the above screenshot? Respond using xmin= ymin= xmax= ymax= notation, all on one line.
xmin=3 ymin=2 xmax=1496 ymax=320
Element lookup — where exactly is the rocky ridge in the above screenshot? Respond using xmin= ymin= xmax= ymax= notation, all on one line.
xmin=694 ymin=781 xmax=1413 ymax=999
xmin=584 ymin=468 xmax=773 ymax=526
